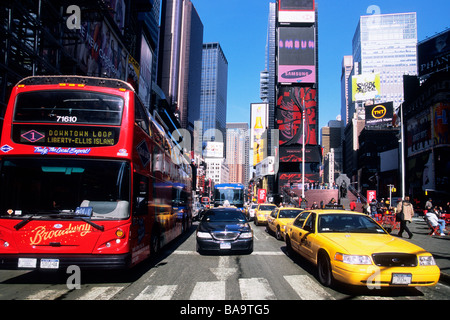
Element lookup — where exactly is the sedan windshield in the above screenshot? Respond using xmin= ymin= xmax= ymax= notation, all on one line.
xmin=318 ymin=214 xmax=386 ymax=234
xmin=202 ymin=209 xmax=247 ymax=223
xmin=0 ymin=158 xmax=130 ymax=219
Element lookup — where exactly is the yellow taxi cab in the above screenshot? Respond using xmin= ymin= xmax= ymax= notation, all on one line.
xmin=266 ymin=207 xmax=306 ymax=240
xmin=254 ymin=204 xmax=277 ymax=226
xmin=285 ymin=209 xmax=440 ymax=288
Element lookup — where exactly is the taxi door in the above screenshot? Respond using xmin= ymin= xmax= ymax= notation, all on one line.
xmin=288 ymin=211 xmax=310 ymax=252
xmin=297 ymin=212 xmax=318 ymax=262
xmin=267 ymin=209 xmax=278 ymax=233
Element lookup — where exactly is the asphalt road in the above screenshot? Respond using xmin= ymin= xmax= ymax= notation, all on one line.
xmin=0 ymin=221 xmax=449 ymax=303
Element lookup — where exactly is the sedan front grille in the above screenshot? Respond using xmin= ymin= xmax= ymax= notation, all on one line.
xmin=212 ymin=231 xmax=240 ymax=241
xmin=372 ymin=253 xmax=417 ymax=267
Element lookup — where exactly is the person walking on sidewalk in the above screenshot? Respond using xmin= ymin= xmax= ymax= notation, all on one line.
xmin=396 ymin=196 xmax=414 ymax=239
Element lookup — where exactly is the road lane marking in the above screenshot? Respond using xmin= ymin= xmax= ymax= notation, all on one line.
xmin=134 ymin=285 xmax=177 ymax=300
xmin=76 ymin=286 xmax=123 ymax=300
xmin=239 ymin=278 xmax=276 ymax=300
xmin=190 ymin=281 xmax=226 ymax=300
xmin=25 ymin=289 xmax=68 ymax=300
xmin=284 ymin=275 xmax=335 ymax=300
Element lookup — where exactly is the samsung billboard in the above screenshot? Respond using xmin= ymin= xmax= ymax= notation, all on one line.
xmin=278 ymin=0 xmax=315 ymax=23
xmin=278 ymin=26 xmax=316 ymax=84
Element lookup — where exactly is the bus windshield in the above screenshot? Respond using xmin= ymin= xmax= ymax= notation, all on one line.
xmin=214 ymin=188 xmax=244 ymax=207
xmin=13 ymin=90 xmax=124 ymax=125
xmin=0 ymin=158 xmax=130 ymax=220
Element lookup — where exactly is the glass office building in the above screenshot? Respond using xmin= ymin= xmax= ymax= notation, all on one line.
xmin=200 ymin=43 xmax=228 ymax=150
xmin=352 ymin=12 xmax=418 ymax=109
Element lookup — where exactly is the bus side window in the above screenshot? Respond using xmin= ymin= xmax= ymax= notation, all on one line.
xmin=133 ymin=174 xmax=149 ymax=216
xmin=135 ymin=96 xmax=150 ymax=135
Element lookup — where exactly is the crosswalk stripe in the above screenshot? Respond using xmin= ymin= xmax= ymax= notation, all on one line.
xmin=76 ymin=286 xmax=123 ymax=300
xmin=284 ymin=275 xmax=334 ymax=300
xmin=190 ymin=281 xmax=226 ymax=300
xmin=134 ymin=285 xmax=177 ymax=300
xmin=25 ymin=289 xmax=68 ymax=300
xmin=239 ymin=278 xmax=276 ymax=300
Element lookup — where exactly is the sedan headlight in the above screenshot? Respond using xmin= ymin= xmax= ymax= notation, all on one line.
xmin=239 ymin=232 xmax=253 ymax=239
xmin=335 ymin=253 xmax=372 ymax=265
xmin=197 ymin=231 xmax=212 ymax=239
xmin=419 ymin=255 xmax=436 ymax=266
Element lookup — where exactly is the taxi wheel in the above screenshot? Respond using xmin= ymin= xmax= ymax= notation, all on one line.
xmin=275 ymin=227 xmax=283 ymax=241
xmin=317 ymin=252 xmax=333 ymax=287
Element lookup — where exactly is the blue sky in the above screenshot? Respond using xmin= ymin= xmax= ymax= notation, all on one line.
xmin=192 ymin=0 xmax=450 ymax=131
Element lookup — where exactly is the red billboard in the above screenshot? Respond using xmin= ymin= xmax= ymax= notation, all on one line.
xmin=276 ymin=86 xmax=317 ymax=146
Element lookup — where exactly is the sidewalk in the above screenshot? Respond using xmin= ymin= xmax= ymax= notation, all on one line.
xmin=396 ymin=217 xmax=450 ymax=284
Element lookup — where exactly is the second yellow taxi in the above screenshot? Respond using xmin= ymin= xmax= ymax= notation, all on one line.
xmin=285 ymin=209 xmax=440 ymax=288
xmin=254 ymin=203 xmax=277 ymax=226
xmin=266 ymin=207 xmax=305 ymax=240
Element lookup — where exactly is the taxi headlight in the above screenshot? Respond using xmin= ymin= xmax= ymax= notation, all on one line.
xmin=335 ymin=253 xmax=372 ymax=265
xmin=419 ymin=256 xmax=436 ymax=266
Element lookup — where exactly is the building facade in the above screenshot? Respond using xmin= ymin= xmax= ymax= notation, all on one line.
xmin=200 ymin=43 xmax=228 ymax=151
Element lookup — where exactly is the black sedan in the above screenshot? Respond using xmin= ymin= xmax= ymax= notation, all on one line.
xmin=196 ymin=208 xmax=253 ymax=254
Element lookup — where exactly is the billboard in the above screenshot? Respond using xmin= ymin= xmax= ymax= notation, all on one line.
xmin=203 ymin=141 xmax=224 ymax=158
xmin=418 ymin=30 xmax=450 ymax=77
xmin=278 ymin=0 xmax=315 ymax=23
xmin=365 ymin=102 xmax=394 ymax=127
xmin=278 ymin=26 xmax=316 ymax=84
xmin=352 ymin=73 xmax=381 ymax=102
xmin=276 ymin=86 xmax=317 ymax=146
xmin=279 ymin=145 xmax=321 ymax=163
xmin=433 ymin=102 xmax=450 ymax=148
xmin=251 ymin=103 xmax=269 ymax=166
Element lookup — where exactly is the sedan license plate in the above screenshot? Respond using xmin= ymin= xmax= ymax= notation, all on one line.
xmin=40 ymin=259 xmax=59 ymax=269
xmin=220 ymin=242 xmax=231 ymax=250
xmin=391 ymin=273 xmax=412 ymax=285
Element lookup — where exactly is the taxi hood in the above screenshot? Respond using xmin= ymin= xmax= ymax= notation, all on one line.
xmin=321 ymin=233 xmax=429 ymax=255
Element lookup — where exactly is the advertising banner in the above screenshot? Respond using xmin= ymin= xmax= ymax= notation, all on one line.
xmin=278 ymin=0 xmax=315 ymax=23
xmin=276 ymin=86 xmax=317 ymax=146
xmin=352 ymin=73 xmax=381 ymax=102
xmin=365 ymin=102 xmax=394 ymax=127
xmin=418 ymin=30 xmax=450 ymax=77
xmin=433 ymin=102 xmax=450 ymax=148
xmin=251 ymin=103 xmax=269 ymax=166
xmin=258 ymin=189 xmax=267 ymax=204
xmin=278 ymin=26 xmax=316 ymax=84
xmin=367 ymin=190 xmax=377 ymax=203
xmin=406 ymin=109 xmax=432 ymax=156
xmin=279 ymin=145 xmax=321 ymax=163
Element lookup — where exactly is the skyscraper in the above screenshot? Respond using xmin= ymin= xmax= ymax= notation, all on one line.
xmin=200 ymin=43 xmax=228 ymax=154
xmin=226 ymin=123 xmax=250 ymax=186
xmin=352 ymin=12 xmax=418 ymax=109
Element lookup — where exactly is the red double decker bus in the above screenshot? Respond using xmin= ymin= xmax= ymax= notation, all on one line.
xmin=0 ymin=75 xmax=192 ymax=270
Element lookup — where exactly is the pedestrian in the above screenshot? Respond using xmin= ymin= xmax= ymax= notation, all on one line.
xmin=369 ymin=199 xmax=378 ymax=217
xmin=396 ymin=196 xmax=414 ymax=239
xmin=350 ymin=200 xmax=356 ymax=211
xmin=425 ymin=198 xmax=433 ymax=214
xmin=426 ymin=209 xmax=446 ymax=236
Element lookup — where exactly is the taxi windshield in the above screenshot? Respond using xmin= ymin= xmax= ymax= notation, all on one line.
xmin=318 ymin=214 xmax=386 ymax=234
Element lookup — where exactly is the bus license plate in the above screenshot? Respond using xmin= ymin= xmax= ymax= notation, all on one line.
xmin=18 ymin=258 xmax=37 ymax=268
xmin=220 ymin=242 xmax=231 ymax=250
xmin=40 ymin=259 xmax=59 ymax=269
xmin=391 ymin=273 xmax=412 ymax=285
